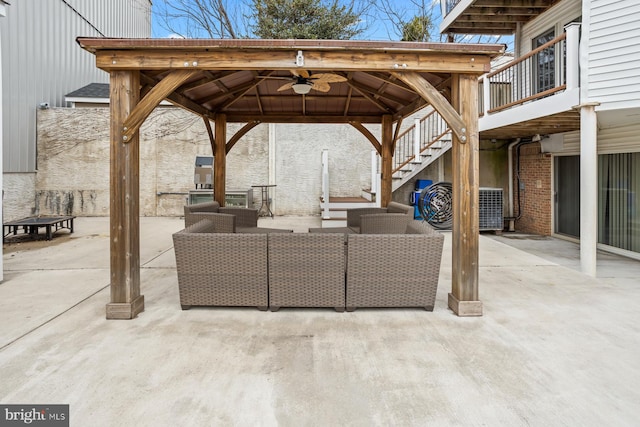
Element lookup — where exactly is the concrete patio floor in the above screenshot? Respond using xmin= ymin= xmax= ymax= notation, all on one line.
xmin=1 ymin=216 xmax=639 ymax=426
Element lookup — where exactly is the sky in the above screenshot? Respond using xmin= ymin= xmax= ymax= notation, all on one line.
xmin=150 ymin=1 xmax=512 ymax=51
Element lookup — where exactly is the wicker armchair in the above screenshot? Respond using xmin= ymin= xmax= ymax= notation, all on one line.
xmin=346 ymin=202 xmax=414 ymax=233
xmin=184 ymin=202 xmax=221 ymax=227
xmin=172 ymin=219 xmax=269 ymax=310
xmin=346 ymin=220 xmax=444 ymax=311
xmin=219 ymin=206 xmax=258 ymax=228
xmin=184 ymin=211 xmax=236 ymax=231
xmin=183 ymin=202 xmax=290 ymax=233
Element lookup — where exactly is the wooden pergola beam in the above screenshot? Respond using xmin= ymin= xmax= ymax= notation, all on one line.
xmin=226 ymin=120 xmax=261 ymax=154
xmin=203 ymin=116 xmax=215 ymax=155
xmin=213 ymin=114 xmax=227 ymax=206
xmin=380 ymin=115 xmax=394 ymax=207
xmin=391 ymin=71 xmax=467 ymax=142
xmin=107 ymin=70 xmax=143 ymax=320
xmin=449 ymin=73 xmax=482 ymax=316
xmin=94 ymin=50 xmax=491 ymax=74
xmin=122 ymin=69 xmax=199 ymax=141
xmin=349 ymin=122 xmax=381 ymax=155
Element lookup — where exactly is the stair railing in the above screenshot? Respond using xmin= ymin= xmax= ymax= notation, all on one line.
xmin=392 ymin=109 xmax=451 ymax=177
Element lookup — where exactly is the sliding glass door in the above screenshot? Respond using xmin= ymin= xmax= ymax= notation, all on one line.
xmin=555 ymin=155 xmax=580 ymax=238
xmin=599 ymin=153 xmax=640 ymax=252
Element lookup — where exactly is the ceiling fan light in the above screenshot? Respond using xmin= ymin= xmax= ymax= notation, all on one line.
xmin=292 ymin=82 xmax=312 ymax=95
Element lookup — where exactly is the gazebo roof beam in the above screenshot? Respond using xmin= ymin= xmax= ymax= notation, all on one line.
xmin=92 ymin=49 xmax=492 ymax=74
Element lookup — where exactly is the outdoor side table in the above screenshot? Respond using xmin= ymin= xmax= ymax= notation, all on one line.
xmin=3 ymin=215 xmax=76 ymax=242
xmin=251 ymin=184 xmax=276 ymax=218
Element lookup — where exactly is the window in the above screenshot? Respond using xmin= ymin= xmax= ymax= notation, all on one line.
xmin=532 ymin=29 xmax=556 ymax=93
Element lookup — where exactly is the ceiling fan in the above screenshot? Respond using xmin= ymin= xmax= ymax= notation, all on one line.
xmin=275 ymin=70 xmax=347 ymax=94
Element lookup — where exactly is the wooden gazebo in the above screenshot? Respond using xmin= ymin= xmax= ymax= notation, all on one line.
xmin=77 ymin=38 xmax=504 ymax=319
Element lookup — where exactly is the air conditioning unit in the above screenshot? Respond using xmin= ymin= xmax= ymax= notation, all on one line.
xmin=479 ymin=187 xmax=503 ymax=231
xmin=417 ymin=183 xmax=504 ymax=232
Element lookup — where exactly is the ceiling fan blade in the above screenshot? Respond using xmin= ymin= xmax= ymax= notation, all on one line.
xmin=312 ymin=82 xmax=331 ymax=92
xmin=310 ymin=73 xmax=347 ymax=83
xmin=277 ymin=82 xmax=295 ymax=92
xmin=291 ymin=69 xmax=310 ymax=79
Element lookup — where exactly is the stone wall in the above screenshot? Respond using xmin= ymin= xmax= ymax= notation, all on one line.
xmin=3 ymin=173 xmax=37 ymax=222
xmin=30 ymin=107 xmax=382 ymax=217
xmin=3 ymin=107 xmax=511 ymax=221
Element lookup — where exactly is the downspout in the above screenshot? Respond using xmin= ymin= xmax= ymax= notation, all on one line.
xmin=506 ymin=23 xmax=522 ymax=219
xmin=507 ymin=139 xmax=521 ymax=217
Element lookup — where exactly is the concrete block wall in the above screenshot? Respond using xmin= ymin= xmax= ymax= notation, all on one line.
xmin=11 ymin=107 xmax=378 ymax=218
xmin=272 ymin=123 xmax=374 ymax=215
xmin=3 ymin=173 xmax=37 ymax=222
xmin=4 ymin=107 xmax=514 ymax=221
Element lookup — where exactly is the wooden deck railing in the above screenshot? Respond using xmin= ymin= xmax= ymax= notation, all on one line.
xmin=479 ymin=31 xmax=578 ymax=115
xmin=392 ymin=110 xmax=450 ymax=176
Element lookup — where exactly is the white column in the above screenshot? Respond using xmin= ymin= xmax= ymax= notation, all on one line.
xmin=0 ymin=4 xmax=5 ymax=283
xmin=268 ymin=123 xmax=277 ymax=213
xmin=370 ymin=150 xmax=378 ymax=194
xmin=580 ymin=103 xmax=599 ymax=277
xmin=413 ymin=118 xmax=421 ymax=160
xmin=565 ymin=23 xmax=581 ymax=91
xmin=482 ymin=75 xmax=491 ymax=115
xmin=321 ymin=149 xmax=330 ymax=218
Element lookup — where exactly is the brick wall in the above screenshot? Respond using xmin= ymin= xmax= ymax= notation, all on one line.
xmin=513 ymin=143 xmax=552 ymax=235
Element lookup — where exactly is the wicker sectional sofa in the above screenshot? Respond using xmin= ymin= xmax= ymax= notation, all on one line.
xmin=173 ymin=214 xmax=444 ymax=312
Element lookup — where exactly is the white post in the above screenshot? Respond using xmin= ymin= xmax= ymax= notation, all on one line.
xmin=269 ymin=123 xmax=277 ymax=213
xmin=579 ymin=103 xmax=599 ymax=277
xmin=0 ymin=3 xmax=5 ymax=283
xmin=376 ymin=172 xmax=382 ymax=208
xmin=482 ymin=75 xmax=491 ymax=115
xmin=322 ymin=149 xmax=330 ymax=218
xmin=413 ymin=118 xmax=421 ymax=160
xmin=565 ymin=23 xmax=581 ymax=91
xmin=370 ymin=150 xmax=377 ymax=195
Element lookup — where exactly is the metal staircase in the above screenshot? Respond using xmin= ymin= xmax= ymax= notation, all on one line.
xmin=319 ymin=109 xmax=452 ymax=227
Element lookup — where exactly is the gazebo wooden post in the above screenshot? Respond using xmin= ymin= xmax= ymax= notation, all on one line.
xmin=449 ymin=73 xmax=482 ymax=316
xmin=106 ymin=70 xmax=144 ymax=319
xmin=380 ymin=115 xmax=393 ymax=207
xmin=213 ymin=113 xmax=227 ymax=206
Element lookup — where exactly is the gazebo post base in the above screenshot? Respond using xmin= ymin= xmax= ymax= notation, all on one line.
xmin=448 ymin=293 xmax=482 ymax=317
xmin=106 ymin=295 xmax=145 ymax=320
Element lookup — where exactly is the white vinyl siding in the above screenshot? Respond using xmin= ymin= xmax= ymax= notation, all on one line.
xmin=1 ymin=0 xmax=151 ymax=172
xmin=559 ymin=121 xmax=640 ymax=155
xmin=588 ymin=0 xmax=640 ymax=109
xmin=519 ymin=0 xmax=582 ymax=56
